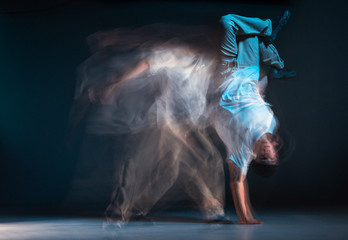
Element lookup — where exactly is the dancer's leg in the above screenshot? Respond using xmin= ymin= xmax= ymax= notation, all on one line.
xmin=220 ymin=14 xmax=272 ymax=63
xmin=236 ymin=35 xmax=260 ymax=68
xmin=259 ymin=41 xmax=296 ymax=81
xmin=259 ymin=41 xmax=284 ymax=70
xmin=176 ymin=129 xmax=225 ymax=220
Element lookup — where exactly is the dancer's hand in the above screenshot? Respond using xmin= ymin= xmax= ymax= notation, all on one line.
xmin=88 ymin=87 xmax=100 ymax=103
xmin=240 ymin=217 xmax=263 ymax=224
xmin=88 ymin=86 xmax=111 ymax=104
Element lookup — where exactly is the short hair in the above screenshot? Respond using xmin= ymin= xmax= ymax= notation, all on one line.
xmin=250 ymin=160 xmax=278 ymax=178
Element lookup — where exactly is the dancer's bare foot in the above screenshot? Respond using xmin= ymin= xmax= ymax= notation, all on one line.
xmin=269 ymin=10 xmax=291 ymax=42
xmin=267 ymin=67 xmax=297 ymax=81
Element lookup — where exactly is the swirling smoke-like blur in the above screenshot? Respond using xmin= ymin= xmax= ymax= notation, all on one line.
xmin=68 ymin=23 xmax=234 ymax=220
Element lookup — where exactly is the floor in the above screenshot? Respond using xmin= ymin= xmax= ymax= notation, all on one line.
xmin=1 ymin=208 xmax=347 ymax=240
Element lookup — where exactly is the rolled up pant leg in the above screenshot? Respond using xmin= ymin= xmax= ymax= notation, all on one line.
xmin=259 ymin=41 xmax=284 ymax=69
xmin=220 ymin=14 xmax=272 ymax=63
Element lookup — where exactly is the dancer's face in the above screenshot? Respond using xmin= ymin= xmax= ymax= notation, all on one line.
xmin=253 ymin=134 xmax=279 ymax=165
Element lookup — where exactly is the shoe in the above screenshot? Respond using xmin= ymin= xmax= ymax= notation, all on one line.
xmin=268 ymin=67 xmax=297 ymax=81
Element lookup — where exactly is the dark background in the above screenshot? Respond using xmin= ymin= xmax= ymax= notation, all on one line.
xmin=0 ymin=0 xmax=347 ymax=216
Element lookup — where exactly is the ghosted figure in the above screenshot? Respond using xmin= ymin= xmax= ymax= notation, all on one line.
xmin=70 ymin=24 xmax=227 ymax=223
xmin=68 ymin=11 xmax=295 ymax=225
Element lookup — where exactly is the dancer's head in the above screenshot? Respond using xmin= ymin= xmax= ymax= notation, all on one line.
xmin=252 ymin=133 xmax=280 ymax=177
xmin=254 ymin=133 xmax=279 ymax=162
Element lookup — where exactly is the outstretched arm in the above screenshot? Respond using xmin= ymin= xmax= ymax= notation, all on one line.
xmin=227 ymin=161 xmax=262 ymax=224
xmin=88 ymin=60 xmax=150 ymax=104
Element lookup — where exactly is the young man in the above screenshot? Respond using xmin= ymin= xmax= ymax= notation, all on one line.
xmin=214 ymin=11 xmax=295 ymax=224
xmin=72 ymin=11 xmax=295 ymax=226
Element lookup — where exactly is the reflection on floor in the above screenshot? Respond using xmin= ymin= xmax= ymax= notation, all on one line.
xmin=1 ymin=208 xmax=348 ymax=240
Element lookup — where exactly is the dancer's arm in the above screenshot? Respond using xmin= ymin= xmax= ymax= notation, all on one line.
xmin=257 ymin=74 xmax=268 ymax=95
xmin=88 ymin=60 xmax=150 ymax=103
xmin=228 ymin=161 xmax=262 ymax=224
xmin=101 ymin=60 xmax=150 ymax=103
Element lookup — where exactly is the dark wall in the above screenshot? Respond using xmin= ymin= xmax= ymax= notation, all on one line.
xmin=0 ymin=0 xmax=347 ymax=214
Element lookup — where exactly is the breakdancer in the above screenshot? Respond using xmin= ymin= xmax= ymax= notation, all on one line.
xmin=71 ymin=11 xmax=295 ymax=226
xmin=214 ymin=11 xmax=295 ymax=224
xmin=96 ymin=10 xmax=295 ymax=223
